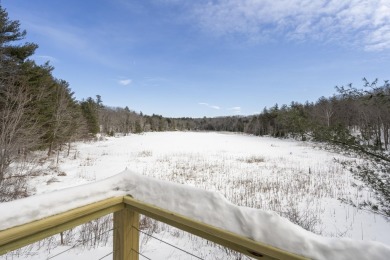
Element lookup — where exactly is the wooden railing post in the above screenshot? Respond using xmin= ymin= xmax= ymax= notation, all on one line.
xmin=113 ymin=207 xmax=140 ymax=260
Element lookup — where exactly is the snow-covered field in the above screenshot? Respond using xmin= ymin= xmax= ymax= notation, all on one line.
xmin=1 ymin=132 xmax=390 ymax=259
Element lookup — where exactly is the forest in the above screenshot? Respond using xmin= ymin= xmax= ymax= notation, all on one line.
xmin=1 ymin=6 xmax=389 ymax=202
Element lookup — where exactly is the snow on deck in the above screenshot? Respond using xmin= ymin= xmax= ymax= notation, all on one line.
xmin=0 ymin=170 xmax=389 ymax=260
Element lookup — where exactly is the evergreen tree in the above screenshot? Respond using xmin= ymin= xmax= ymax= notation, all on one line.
xmin=0 ymin=6 xmax=39 ymax=180
xmin=80 ymin=97 xmax=100 ymax=135
xmin=0 ymin=6 xmax=37 ymax=63
xmin=0 ymin=6 xmax=82 ymax=184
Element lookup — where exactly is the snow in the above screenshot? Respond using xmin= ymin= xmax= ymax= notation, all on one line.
xmin=1 ymin=170 xmax=390 ymax=259
xmin=1 ymin=132 xmax=390 ymax=259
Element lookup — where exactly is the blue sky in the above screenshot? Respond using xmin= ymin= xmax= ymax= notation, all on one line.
xmin=4 ymin=0 xmax=390 ymax=117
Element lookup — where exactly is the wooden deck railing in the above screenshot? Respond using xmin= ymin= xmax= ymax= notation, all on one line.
xmin=0 ymin=195 xmax=308 ymax=260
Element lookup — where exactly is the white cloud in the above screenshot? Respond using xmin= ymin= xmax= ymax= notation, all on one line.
xmin=199 ymin=102 xmax=221 ymax=110
xmin=228 ymin=106 xmax=241 ymax=114
xmin=29 ymin=22 xmax=87 ymax=50
xmin=26 ymin=18 xmax=127 ymax=69
xmin=118 ymin=79 xmax=132 ymax=86
xmin=190 ymin=0 xmax=390 ymax=51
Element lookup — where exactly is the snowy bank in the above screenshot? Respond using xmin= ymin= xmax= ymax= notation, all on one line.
xmin=0 ymin=170 xmax=389 ymax=260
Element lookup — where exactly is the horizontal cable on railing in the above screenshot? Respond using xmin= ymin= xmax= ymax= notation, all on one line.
xmin=97 ymin=251 xmax=113 ymax=260
xmin=134 ymin=225 xmax=204 ymax=260
xmin=131 ymin=248 xmax=152 ymax=260
xmin=47 ymin=227 xmax=116 ymax=259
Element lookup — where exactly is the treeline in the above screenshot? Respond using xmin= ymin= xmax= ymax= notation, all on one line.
xmin=95 ymin=80 xmax=390 ymax=162
xmin=186 ymin=79 xmax=390 ymax=153
xmin=101 ymin=78 xmax=390 ymax=160
xmin=0 ymin=7 xmax=103 ymax=185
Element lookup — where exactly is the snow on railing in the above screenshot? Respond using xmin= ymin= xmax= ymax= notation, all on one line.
xmin=1 ymin=171 xmax=390 ymax=259
xmin=0 ymin=195 xmax=306 ymax=260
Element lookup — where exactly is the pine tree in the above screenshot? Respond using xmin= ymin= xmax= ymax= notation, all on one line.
xmin=80 ymin=97 xmax=100 ymax=135
xmin=0 ymin=6 xmax=37 ymax=63
xmin=0 ymin=6 xmax=38 ymax=180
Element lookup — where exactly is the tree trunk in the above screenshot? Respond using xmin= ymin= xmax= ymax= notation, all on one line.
xmin=48 ymin=142 xmax=53 ymax=156
xmin=56 ymin=149 xmax=60 ymax=168
xmin=384 ymin=125 xmax=389 ymax=150
xmin=377 ymin=118 xmax=382 ymax=150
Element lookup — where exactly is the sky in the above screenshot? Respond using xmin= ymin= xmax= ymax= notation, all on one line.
xmin=3 ymin=0 xmax=390 ymax=118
